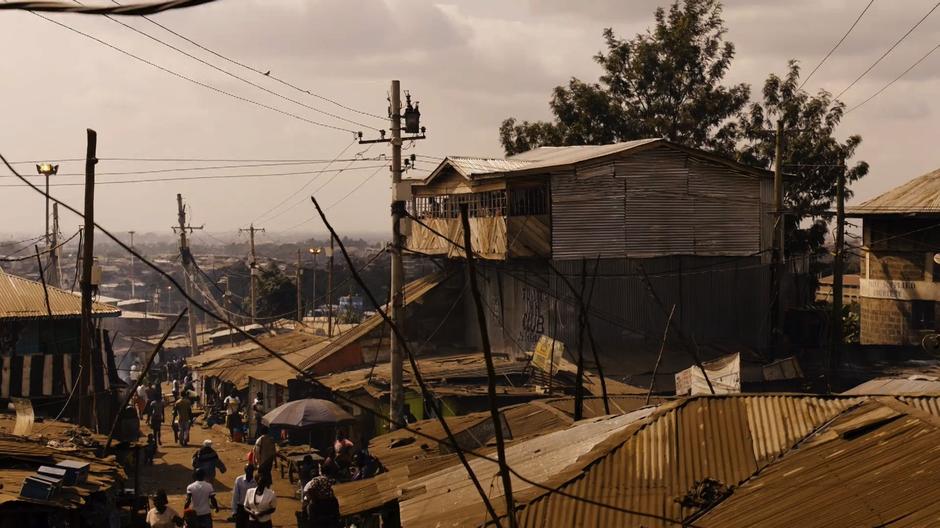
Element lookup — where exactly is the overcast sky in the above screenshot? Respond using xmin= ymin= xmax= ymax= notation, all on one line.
xmin=1 ymin=0 xmax=938 ymax=243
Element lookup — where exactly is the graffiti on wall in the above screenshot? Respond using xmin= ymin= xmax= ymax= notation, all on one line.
xmin=517 ymin=285 xmax=547 ymax=351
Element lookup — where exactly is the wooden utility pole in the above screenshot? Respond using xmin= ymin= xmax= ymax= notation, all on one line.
xmin=240 ymin=224 xmax=264 ymax=324
xmin=296 ymin=248 xmax=303 ymax=322
xmin=828 ymin=169 xmax=846 ymax=386
xmin=78 ymin=129 xmax=97 ymax=429
xmin=174 ymin=194 xmax=202 ymax=357
xmin=327 ymin=239 xmax=334 ymax=337
xmin=358 ymin=79 xmax=426 ymax=429
xmin=128 ymin=230 xmax=136 ymax=298
xmin=48 ymin=203 xmax=60 ymax=288
xmin=770 ymin=118 xmax=785 ymax=356
xmin=459 ymin=204 xmax=517 ymax=528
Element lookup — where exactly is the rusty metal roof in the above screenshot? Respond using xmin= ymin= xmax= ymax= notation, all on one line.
xmin=848 ymin=167 xmax=940 ymax=215
xmin=0 ymin=271 xmax=120 ymax=320
xmin=695 ymin=397 xmax=940 ymax=527
xmin=843 ymin=376 xmax=940 ymax=395
xmin=0 ymin=433 xmax=124 ymax=510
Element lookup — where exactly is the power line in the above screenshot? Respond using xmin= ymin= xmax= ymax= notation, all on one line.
xmin=252 ymin=140 xmax=357 ymax=224
xmin=846 ymin=43 xmax=940 ymax=114
xmin=800 ymin=0 xmax=875 ymax=89
xmin=324 ymin=164 xmax=386 ymax=210
xmin=26 ymin=10 xmax=360 ymax=134
xmin=89 ymin=1 xmax=379 ymax=131
xmin=120 ymin=1 xmax=387 ymax=122
xmin=0 ymin=164 xmax=389 ymax=187
xmin=835 ymin=1 xmax=940 ymax=99
xmin=4 ymin=158 xmax=390 ymax=178
xmin=0 ymin=0 xmax=217 ymax=15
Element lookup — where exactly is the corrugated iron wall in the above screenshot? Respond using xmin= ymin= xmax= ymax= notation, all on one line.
xmin=477 ymin=255 xmax=771 ymax=362
xmin=551 ymin=146 xmax=767 ymax=261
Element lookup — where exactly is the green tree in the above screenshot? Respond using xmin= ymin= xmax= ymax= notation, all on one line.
xmin=737 ymin=61 xmax=869 ymax=256
xmin=251 ymin=265 xmax=295 ymax=322
xmin=499 ymin=0 xmax=749 ymax=155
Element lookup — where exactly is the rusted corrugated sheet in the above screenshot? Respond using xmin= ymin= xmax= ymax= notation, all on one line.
xmin=848 ymin=167 xmax=940 ymax=215
xmin=515 ymin=395 xmax=861 ymax=528
xmin=551 ymin=164 xmax=625 ymax=260
xmin=696 ymin=398 xmax=940 ymax=527
xmin=0 ymin=271 xmax=119 ymax=320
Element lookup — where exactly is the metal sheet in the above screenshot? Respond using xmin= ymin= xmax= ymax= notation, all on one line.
xmin=0 ymin=271 xmax=119 ymax=320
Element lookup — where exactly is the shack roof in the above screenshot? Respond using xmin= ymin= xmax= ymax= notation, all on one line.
xmin=297 ymin=270 xmax=454 ymax=372
xmin=0 ymin=271 xmax=120 ymax=320
xmin=0 ymin=433 xmax=124 ymax=510
xmin=418 ymin=139 xmax=772 ymax=189
xmin=842 ymin=375 xmax=940 ymax=395
xmin=190 ymin=331 xmax=328 ymax=390
xmin=848 ymin=167 xmax=940 ymax=216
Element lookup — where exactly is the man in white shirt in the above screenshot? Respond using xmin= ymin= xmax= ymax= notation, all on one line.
xmin=229 ymin=464 xmax=256 ymax=528
xmin=243 ymin=475 xmax=277 ymax=528
xmin=185 ymin=468 xmax=219 ymax=528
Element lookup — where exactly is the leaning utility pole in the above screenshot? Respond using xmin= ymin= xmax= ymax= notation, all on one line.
xmin=78 ymin=129 xmax=97 ymax=429
xmin=828 ymin=168 xmax=847 ymax=387
xmin=770 ymin=119 xmax=785 ymax=357
xmin=174 ymin=194 xmax=203 ymax=357
xmin=358 ymin=80 xmax=426 ymax=428
xmin=240 ymin=224 xmax=264 ymax=324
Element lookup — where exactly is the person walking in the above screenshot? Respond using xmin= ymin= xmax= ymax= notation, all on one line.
xmin=250 ymin=392 xmax=264 ymax=441
xmin=302 ymin=464 xmax=340 ymax=528
xmin=175 ymin=393 xmax=193 ymax=447
xmin=243 ymin=475 xmax=277 ymax=528
xmin=252 ymin=425 xmax=276 ymax=482
xmin=148 ymin=397 xmax=165 ymax=446
xmin=146 ymin=490 xmax=182 ymax=528
xmin=229 ymin=464 xmax=256 ymax=528
xmin=185 ymin=468 xmax=219 ymax=528
xmin=192 ymin=439 xmax=227 ymax=481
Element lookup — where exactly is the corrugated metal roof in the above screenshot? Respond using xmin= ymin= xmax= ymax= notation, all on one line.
xmin=843 ymin=376 xmax=940 ymax=395
xmin=0 ymin=270 xmax=120 ymax=320
xmin=297 ymin=270 xmax=453 ymax=372
xmin=848 ymin=167 xmax=940 ymax=215
xmin=695 ymin=397 xmax=940 ymax=527
xmin=497 ymin=395 xmax=859 ymax=528
xmin=507 ymin=139 xmax=661 ymax=167
xmin=446 ymin=157 xmax=533 ymax=177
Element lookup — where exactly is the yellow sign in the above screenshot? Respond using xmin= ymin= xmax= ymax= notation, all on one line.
xmin=531 ymin=335 xmax=564 ymax=375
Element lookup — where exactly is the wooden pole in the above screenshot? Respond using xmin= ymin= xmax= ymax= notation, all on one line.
xmin=78 ymin=129 xmax=96 ymax=429
xmin=328 ymin=238 xmax=334 ymax=337
xmin=647 ymin=304 xmax=676 ymax=405
xmin=459 ymin=204 xmax=517 ymax=528
xmin=388 ymin=79 xmax=405 ymax=428
xmin=771 ymin=119 xmax=785 ymax=357
xmin=296 ymin=248 xmax=303 ymax=322
xmin=106 ymin=310 xmax=187 ymax=449
xmin=828 ymin=168 xmax=846 ymax=389
xmin=573 ymin=258 xmax=588 ymax=421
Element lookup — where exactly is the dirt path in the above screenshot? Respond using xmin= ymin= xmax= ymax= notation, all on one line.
xmin=139 ymin=417 xmax=301 ymax=527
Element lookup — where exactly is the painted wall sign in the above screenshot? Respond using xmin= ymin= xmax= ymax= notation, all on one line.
xmin=859 ymin=278 xmax=940 ymax=301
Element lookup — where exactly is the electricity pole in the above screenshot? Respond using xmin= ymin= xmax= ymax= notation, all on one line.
xmin=828 ymin=168 xmax=846 ymax=387
xmin=128 ymin=230 xmax=136 ymax=298
xmin=174 ymin=194 xmax=203 ymax=357
xmin=78 ymin=129 xmax=96 ymax=429
xmin=48 ymin=203 xmax=60 ymax=288
xmin=359 ymin=79 xmax=426 ymax=428
xmin=296 ymin=248 xmax=303 ymax=322
xmin=770 ymin=119 xmax=785 ymax=357
xmin=327 ymin=240 xmax=334 ymax=337
xmin=240 ymin=224 xmax=264 ymax=324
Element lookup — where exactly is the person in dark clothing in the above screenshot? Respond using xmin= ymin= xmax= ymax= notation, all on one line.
xmin=192 ymin=439 xmax=227 ymax=481
xmin=351 ymin=450 xmax=384 ymax=481
xmin=148 ymin=397 xmax=165 ymax=446
xmin=301 ymin=464 xmax=340 ymax=528
xmin=297 ymin=455 xmax=316 ymax=490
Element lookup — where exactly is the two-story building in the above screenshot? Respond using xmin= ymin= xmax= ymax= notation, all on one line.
xmin=405 ymin=139 xmax=776 ymax=374
xmin=848 ymin=167 xmax=940 ymax=346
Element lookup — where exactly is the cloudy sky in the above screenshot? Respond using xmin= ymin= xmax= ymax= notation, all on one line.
xmin=0 ymin=0 xmax=938 ymax=243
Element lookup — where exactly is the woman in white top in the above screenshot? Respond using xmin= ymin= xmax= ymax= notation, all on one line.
xmin=243 ymin=475 xmax=277 ymax=528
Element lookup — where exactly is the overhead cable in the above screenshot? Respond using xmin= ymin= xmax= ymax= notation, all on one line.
xmin=799 ymin=0 xmax=875 ymax=89
xmin=26 ymin=11 xmax=360 ymax=133
xmin=835 ymin=1 xmax=940 ymax=99
xmin=846 ymin=43 xmax=940 ymax=114
xmin=0 ymin=0 xmax=216 ymax=15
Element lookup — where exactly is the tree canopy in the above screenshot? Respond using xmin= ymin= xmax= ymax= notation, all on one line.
xmin=498 ymin=0 xmax=867 ymax=255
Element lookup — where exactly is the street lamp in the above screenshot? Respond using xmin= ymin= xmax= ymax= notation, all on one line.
xmin=308 ymin=247 xmax=322 ymax=317
xmin=36 ymin=163 xmax=58 ymax=246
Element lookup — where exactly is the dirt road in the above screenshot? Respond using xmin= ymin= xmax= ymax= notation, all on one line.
xmin=139 ymin=418 xmax=301 ymax=527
